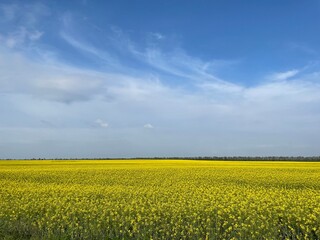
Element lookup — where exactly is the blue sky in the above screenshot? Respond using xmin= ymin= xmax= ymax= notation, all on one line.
xmin=1 ymin=0 xmax=320 ymax=158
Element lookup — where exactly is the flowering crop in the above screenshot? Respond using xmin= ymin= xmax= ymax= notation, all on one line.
xmin=0 ymin=160 xmax=319 ymax=239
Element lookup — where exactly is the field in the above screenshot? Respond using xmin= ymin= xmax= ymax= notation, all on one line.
xmin=0 ymin=160 xmax=320 ymax=239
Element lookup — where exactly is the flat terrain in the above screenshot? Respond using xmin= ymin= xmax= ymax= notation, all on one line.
xmin=0 ymin=160 xmax=320 ymax=239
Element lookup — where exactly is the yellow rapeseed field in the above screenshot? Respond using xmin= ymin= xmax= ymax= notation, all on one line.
xmin=0 ymin=160 xmax=319 ymax=239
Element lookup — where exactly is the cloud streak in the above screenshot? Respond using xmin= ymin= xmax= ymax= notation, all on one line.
xmin=144 ymin=123 xmax=154 ymax=129
xmin=95 ymin=119 xmax=108 ymax=128
xmin=269 ymin=69 xmax=300 ymax=81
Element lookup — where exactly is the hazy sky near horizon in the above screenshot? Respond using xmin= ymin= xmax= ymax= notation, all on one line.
xmin=1 ymin=0 xmax=320 ymax=158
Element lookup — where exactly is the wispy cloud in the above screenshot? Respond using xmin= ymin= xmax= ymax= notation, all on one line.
xmin=0 ymin=3 xmax=50 ymax=27
xmin=95 ymin=119 xmax=108 ymax=128
xmin=95 ymin=25 xmax=236 ymax=88
xmin=268 ymin=69 xmax=300 ymax=81
xmin=144 ymin=123 xmax=154 ymax=129
xmin=59 ymin=13 xmax=121 ymax=68
xmin=148 ymin=32 xmax=165 ymax=40
xmin=0 ymin=3 xmax=48 ymax=51
xmin=60 ymin=31 xmax=118 ymax=67
xmin=0 ymin=27 xmax=43 ymax=48
xmin=288 ymin=42 xmax=318 ymax=56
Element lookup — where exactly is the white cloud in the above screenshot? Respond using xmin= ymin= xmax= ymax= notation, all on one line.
xmin=269 ymin=69 xmax=300 ymax=81
xmin=144 ymin=123 xmax=154 ymax=129
xmin=198 ymin=81 xmax=243 ymax=94
xmin=149 ymin=32 xmax=165 ymax=40
xmin=95 ymin=119 xmax=108 ymax=128
xmin=1 ymin=27 xmax=43 ymax=48
xmin=0 ymin=48 xmax=107 ymax=103
xmin=0 ymin=3 xmax=47 ymax=50
xmin=28 ymin=30 xmax=43 ymax=41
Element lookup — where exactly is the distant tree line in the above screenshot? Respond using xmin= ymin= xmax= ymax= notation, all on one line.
xmin=2 ymin=156 xmax=320 ymax=162
xmin=168 ymin=156 xmax=320 ymax=162
xmin=133 ymin=156 xmax=320 ymax=162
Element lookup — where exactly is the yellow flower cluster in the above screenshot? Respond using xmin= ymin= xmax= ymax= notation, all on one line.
xmin=0 ymin=160 xmax=319 ymax=239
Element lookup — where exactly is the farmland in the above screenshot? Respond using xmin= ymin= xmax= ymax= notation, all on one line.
xmin=0 ymin=160 xmax=320 ymax=239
